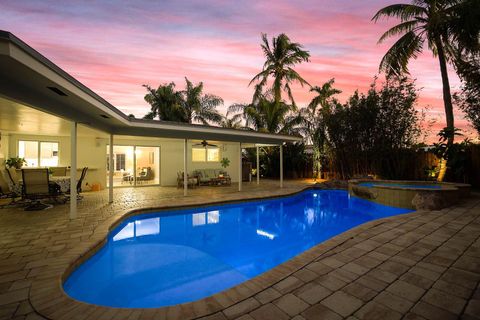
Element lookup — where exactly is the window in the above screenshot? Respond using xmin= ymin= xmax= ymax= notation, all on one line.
xmin=192 ymin=147 xmax=206 ymax=162
xmin=18 ymin=140 xmax=59 ymax=167
xmin=207 ymin=148 xmax=219 ymax=162
xmin=115 ymin=154 xmax=126 ymax=171
xmin=40 ymin=142 xmax=59 ymax=166
xmin=192 ymin=147 xmax=220 ymax=162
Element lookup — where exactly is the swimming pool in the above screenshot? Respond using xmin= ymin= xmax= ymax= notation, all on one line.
xmin=64 ymin=189 xmax=412 ymax=308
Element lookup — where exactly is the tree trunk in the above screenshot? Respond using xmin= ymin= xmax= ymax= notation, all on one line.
xmin=435 ymin=37 xmax=455 ymax=142
xmin=435 ymin=37 xmax=454 ymax=182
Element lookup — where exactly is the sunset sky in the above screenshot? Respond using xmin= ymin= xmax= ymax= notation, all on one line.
xmin=1 ymin=0 xmax=474 ymax=141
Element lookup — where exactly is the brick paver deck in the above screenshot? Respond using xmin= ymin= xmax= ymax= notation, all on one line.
xmin=0 ymin=180 xmax=479 ymax=320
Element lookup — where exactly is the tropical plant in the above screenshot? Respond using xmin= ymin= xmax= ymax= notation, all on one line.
xmin=455 ymin=54 xmax=480 ymax=136
xmin=323 ymin=77 xmax=422 ymax=179
xmin=220 ymin=157 xmax=230 ymax=169
xmin=181 ymin=78 xmax=223 ymax=125
xmin=5 ymin=157 xmax=26 ymax=169
xmin=372 ymin=0 xmax=478 ymax=145
xmin=432 ymin=127 xmax=470 ymax=181
xmin=250 ymin=33 xmax=310 ymax=107
xmin=219 ymin=110 xmax=244 ymax=129
xmin=143 ymin=78 xmax=223 ymax=125
xmin=299 ymin=79 xmax=342 ymax=179
xmin=143 ymin=82 xmax=185 ymax=122
xmin=228 ymin=95 xmax=302 ymax=135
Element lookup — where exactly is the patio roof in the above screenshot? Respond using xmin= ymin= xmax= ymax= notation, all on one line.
xmin=0 ymin=30 xmax=302 ymax=144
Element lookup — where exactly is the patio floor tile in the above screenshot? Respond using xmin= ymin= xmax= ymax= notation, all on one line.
xmin=0 ymin=181 xmax=479 ymax=320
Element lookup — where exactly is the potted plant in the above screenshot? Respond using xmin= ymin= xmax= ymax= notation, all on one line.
xmin=5 ymin=157 xmax=26 ymax=169
xmin=220 ymin=157 xmax=230 ymax=169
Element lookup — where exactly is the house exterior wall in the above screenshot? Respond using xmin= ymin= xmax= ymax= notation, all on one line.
xmin=8 ymin=134 xmax=107 ymax=190
xmin=6 ymin=134 xmax=241 ymax=190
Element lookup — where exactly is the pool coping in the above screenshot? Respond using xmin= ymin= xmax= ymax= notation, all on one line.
xmin=29 ymin=186 xmax=425 ymax=320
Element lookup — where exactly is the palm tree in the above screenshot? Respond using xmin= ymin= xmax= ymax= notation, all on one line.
xmin=300 ymin=79 xmax=342 ymax=180
xmin=228 ymin=94 xmax=302 ymax=134
xmin=250 ymin=33 xmax=310 ymax=108
xmin=220 ymin=109 xmax=244 ymax=129
xmin=372 ymin=0 xmax=476 ymax=146
xmin=143 ymin=82 xmax=185 ymax=122
xmin=143 ymin=78 xmax=223 ymax=125
xmin=181 ymin=77 xmax=223 ymax=125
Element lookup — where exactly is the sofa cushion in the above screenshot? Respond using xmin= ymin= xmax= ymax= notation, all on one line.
xmin=204 ymin=169 xmax=216 ymax=178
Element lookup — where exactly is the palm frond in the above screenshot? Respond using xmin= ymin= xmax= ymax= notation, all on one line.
xmin=372 ymin=3 xmax=426 ymax=22
xmin=379 ymin=31 xmax=425 ymax=76
xmin=378 ymin=20 xmax=422 ymax=43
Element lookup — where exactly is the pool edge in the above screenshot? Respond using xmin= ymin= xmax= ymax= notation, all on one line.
xmin=29 ymin=185 xmax=426 ymax=320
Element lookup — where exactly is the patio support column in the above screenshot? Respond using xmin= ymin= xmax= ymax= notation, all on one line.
xmin=256 ymin=146 xmax=260 ymax=185
xmin=184 ymin=139 xmax=188 ymax=196
xmin=280 ymin=143 xmax=283 ymax=188
xmin=108 ymin=134 xmax=114 ymax=203
xmin=238 ymin=142 xmax=242 ymax=192
xmin=70 ymin=122 xmax=77 ymax=219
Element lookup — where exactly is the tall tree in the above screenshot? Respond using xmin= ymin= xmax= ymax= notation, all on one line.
xmin=143 ymin=82 xmax=185 ymax=122
xmin=455 ymin=54 xmax=480 ymax=136
xmin=143 ymin=78 xmax=223 ymax=125
xmin=300 ymin=79 xmax=341 ymax=179
xmin=228 ymin=94 xmax=302 ymax=135
xmin=220 ymin=109 xmax=244 ymax=129
xmin=372 ymin=0 xmax=477 ymax=145
xmin=181 ymin=77 xmax=223 ymax=125
xmin=250 ymin=33 xmax=310 ymax=107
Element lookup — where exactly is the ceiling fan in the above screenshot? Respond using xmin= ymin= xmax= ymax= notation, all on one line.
xmin=193 ymin=140 xmax=218 ymax=148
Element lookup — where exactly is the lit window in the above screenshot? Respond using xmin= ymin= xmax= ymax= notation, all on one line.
xmin=19 ymin=141 xmax=39 ymax=167
xmin=18 ymin=140 xmax=59 ymax=167
xmin=115 ymin=154 xmax=126 ymax=171
xmin=207 ymin=148 xmax=219 ymax=162
xmin=40 ymin=142 xmax=59 ymax=167
xmin=192 ymin=147 xmax=206 ymax=162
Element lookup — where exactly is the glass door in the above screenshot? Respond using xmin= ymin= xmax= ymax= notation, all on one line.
xmin=107 ymin=145 xmax=160 ymax=187
xmin=107 ymin=145 xmax=135 ymax=187
xmin=135 ymin=146 xmax=160 ymax=185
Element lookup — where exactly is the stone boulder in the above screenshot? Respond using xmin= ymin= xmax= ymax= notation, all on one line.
xmin=351 ymin=186 xmax=378 ymax=200
xmin=315 ymin=179 xmax=348 ymax=190
xmin=412 ymin=192 xmax=449 ymax=210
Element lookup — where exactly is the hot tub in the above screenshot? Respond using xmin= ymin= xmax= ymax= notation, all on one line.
xmin=348 ymin=179 xmax=470 ymax=210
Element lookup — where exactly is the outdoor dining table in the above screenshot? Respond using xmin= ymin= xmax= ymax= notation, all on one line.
xmin=49 ymin=176 xmax=71 ymax=193
xmin=16 ymin=175 xmax=71 ymax=193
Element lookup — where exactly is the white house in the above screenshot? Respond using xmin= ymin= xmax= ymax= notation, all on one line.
xmin=0 ymin=30 xmax=301 ymax=217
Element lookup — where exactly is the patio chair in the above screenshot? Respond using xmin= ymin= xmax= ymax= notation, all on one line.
xmin=66 ymin=167 xmax=88 ymax=201
xmin=177 ymin=172 xmax=197 ymax=189
xmin=0 ymin=183 xmax=17 ymax=209
xmin=22 ymin=168 xmax=60 ymax=211
xmin=50 ymin=167 xmax=67 ymax=176
xmin=1 ymin=168 xmax=22 ymax=199
xmin=76 ymin=167 xmax=88 ymax=200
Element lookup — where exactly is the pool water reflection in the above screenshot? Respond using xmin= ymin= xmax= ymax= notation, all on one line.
xmin=64 ymin=190 xmax=412 ymax=308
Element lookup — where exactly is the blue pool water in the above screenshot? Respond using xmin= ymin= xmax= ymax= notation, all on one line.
xmin=64 ymin=190 xmax=412 ymax=308
xmin=358 ymin=182 xmax=441 ymax=189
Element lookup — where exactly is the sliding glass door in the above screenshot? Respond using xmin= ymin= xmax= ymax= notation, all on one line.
xmin=107 ymin=145 xmax=160 ymax=187
xmin=135 ymin=146 xmax=160 ymax=185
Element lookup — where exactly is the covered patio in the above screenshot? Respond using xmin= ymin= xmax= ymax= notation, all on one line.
xmin=0 ymin=30 xmax=301 ymax=218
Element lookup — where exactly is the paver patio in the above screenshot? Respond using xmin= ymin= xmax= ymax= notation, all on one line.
xmin=0 ymin=180 xmax=479 ymax=320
